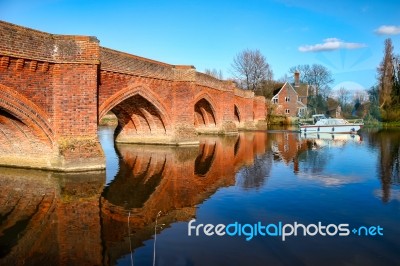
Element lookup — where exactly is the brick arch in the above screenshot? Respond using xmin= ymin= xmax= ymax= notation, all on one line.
xmin=0 ymin=84 xmax=53 ymax=145
xmin=193 ymin=93 xmax=218 ymax=127
xmin=99 ymin=84 xmax=171 ymax=128
xmin=99 ymin=84 xmax=171 ymax=137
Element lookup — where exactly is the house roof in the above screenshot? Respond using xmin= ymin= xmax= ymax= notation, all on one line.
xmin=295 ymin=84 xmax=308 ymax=97
xmin=297 ymin=101 xmax=307 ymax=108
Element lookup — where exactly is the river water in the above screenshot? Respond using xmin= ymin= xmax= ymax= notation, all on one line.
xmin=0 ymin=127 xmax=399 ymax=265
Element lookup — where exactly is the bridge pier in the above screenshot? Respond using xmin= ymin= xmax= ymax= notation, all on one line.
xmin=0 ymin=21 xmax=105 ymax=171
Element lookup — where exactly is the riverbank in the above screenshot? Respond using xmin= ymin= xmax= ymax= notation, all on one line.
xmin=363 ymin=120 xmax=400 ymax=128
xmin=267 ymin=115 xmax=299 ymax=125
xmin=99 ymin=113 xmax=118 ymax=126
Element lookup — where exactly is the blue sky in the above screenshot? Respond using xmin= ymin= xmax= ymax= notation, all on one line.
xmin=1 ymin=0 xmax=399 ymax=91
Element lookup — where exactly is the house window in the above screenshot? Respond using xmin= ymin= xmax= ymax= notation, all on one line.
xmin=285 ymin=96 xmax=290 ymax=102
xmin=285 ymin=109 xmax=290 ymax=114
xmin=273 ymin=98 xmax=278 ymax=104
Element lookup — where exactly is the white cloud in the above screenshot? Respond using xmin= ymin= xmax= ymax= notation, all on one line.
xmin=299 ymin=38 xmax=367 ymax=53
xmin=374 ymin=25 xmax=400 ymax=35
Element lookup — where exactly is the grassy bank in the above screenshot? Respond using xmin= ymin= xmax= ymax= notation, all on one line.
xmin=364 ymin=121 xmax=400 ymax=128
xmin=99 ymin=113 xmax=118 ymax=126
xmin=268 ymin=115 xmax=299 ymax=125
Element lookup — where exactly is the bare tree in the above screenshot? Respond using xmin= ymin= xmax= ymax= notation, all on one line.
xmin=230 ymin=49 xmax=273 ymax=91
xmin=288 ymin=64 xmax=311 ymax=83
xmin=377 ymin=38 xmax=394 ymax=109
xmin=277 ymin=73 xmax=290 ymax=83
xmin=353 ymin=89 xmax=369 ymax=104
xmin=204 ymin=68 xmax=223 ymax=80
xmin=288 ymin=64 xmax=334 ymax=97
xmin=337 ymin=87 xmax=350 ymax=106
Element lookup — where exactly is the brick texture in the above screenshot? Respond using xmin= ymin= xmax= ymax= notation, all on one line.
xmin=272 ymin=83 xmax=299 ymax=116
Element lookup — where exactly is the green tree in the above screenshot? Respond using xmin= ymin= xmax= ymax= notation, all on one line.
xmin=307 ymin=94 xmax=328 ymax=115
xmin=367 ymin=85 xmax=381 ymax=120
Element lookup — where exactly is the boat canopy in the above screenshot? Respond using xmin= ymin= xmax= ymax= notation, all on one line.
xmin=315 ymin=119 xmax=347 ymax=126
xmin=312 ymin=114 xmax=327 ymax=124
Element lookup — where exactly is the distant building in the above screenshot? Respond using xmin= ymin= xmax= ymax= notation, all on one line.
xmin=270 ymin=71 xmax=311 ymax=117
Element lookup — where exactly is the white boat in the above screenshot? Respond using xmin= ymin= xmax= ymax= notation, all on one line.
xmin=299 ymin=114 xmax=363 ymax=134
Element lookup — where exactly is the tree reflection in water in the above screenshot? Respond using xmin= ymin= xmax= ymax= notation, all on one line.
xmin=368 ymin=129 xmax=400 ymax=202
xmin=236 ymin=152 xmax=272 ymax=189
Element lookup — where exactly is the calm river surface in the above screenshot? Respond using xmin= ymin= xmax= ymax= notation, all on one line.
xmin=0 ymin=127 xmax=399 ymax=266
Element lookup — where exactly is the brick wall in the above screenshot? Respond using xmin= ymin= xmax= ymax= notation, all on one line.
xmin=273 ymin=83 xmax=299 ymax=116
xmin=0 ymin=20 xmax=104 ymax=170
xmin=0 ymin=21 xmax=99 ymax=64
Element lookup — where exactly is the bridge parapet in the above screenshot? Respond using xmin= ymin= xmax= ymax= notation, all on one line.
xmin=195 ymin=72 xmax=234 ymax=91
xmin=234 ymin=87 xmax=254 ymax=98
xmin=100 ymin=47 xmax=239 ymax=92
xmin=173 ymin=65 xmax=196 ymax=81
xmin=100 ymin=47 xmax=174 ymax=79
xmin=0 ymin=20 xmax=99 ymax=64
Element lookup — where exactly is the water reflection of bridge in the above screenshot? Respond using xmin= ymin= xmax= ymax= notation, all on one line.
xmin=1 ymin=130 xmax=398 ymax=264
xmin=100 ymin=132 xmax=268 ymax=265
xmin=0 ymin=132 xmax=269 ymax=265
xmin=0 ymin=169 xmax=105 ymax=265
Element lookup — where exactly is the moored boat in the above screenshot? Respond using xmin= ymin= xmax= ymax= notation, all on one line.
xmin=299 ymin=114 xmax=363 ymax=134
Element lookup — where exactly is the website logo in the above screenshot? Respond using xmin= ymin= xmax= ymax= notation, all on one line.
xmin=188 ymin=220 xmax=383 ymax=241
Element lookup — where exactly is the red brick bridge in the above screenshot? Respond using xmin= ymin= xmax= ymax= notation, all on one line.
xmin=0 ymin=21 xmax=266 ymax=171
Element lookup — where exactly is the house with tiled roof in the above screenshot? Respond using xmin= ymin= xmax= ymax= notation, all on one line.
xmin=271 ymin=72 xmax=308 ymax=117
xmin=271 ymin=71 xmax=319 ymax=117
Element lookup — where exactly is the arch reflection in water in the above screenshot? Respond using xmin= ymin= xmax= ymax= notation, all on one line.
xmin=194 ymin=141 xmax=216 ymax=176
xmin=100 ymin=132 xmax=268 ymax=265
xmin=0 ymin=168 xmax=105 ymax=265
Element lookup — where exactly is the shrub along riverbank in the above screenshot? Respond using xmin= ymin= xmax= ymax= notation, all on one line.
xmin=363 ymin=120 xmax=400 ymax=128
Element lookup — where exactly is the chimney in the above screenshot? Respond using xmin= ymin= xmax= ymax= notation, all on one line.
xmin=294 ymin=71 xmax=300 ymax=87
